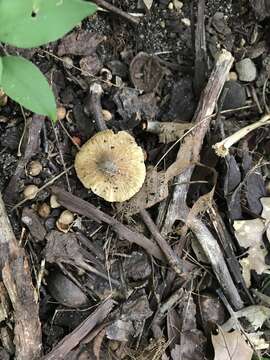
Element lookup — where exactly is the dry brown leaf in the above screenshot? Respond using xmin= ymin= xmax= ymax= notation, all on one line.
xmin=117 ymin=167 xmax=168 ymax=215
xmin=212 ymin=327 xmax=253 ymax=360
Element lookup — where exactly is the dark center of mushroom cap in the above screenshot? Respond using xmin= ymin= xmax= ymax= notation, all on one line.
xmin=98 ymin=159 xmax=119 ymax=176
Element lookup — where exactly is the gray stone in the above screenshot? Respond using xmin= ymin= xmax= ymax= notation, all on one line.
xmin=235 ymin=58 xmax=257 ymax=82
xmin=221 ymin=81 xmax=246 ymax=110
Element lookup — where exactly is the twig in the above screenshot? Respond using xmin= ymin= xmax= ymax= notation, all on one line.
xmin=51 ymin=186 xmax=164 ymax=260
xmin=140 ymin=209 xmax=189 ymax=276
xmin=92 ymin=0 xmax=140 ymax=25
xmin=52 ymin=124 xmax=71 ymax=192
xmin=213 ymin=113 xmax=270 ymax=157
xmin=160 ymin=50 xmax=244 ymax=310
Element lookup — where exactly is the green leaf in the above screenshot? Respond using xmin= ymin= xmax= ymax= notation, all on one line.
xmin=1 ymin=56 xmax=56 ymax=121
xmin=0 ymin=0 xmax=97 ymax=48
xmin=0 ymin=58 xmax=3 ymax=84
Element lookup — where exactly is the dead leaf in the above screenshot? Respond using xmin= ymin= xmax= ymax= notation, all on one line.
xmin=247 ymin=332 xmax=269 ymax=350
xmin=233 ymin=218 xmax=268 ymax=287
xmin=233 ymin=218 xmax=265 ymax=247
xmin=212 ymin=327 xmax=253 ymax=360
xmin=222 ymin=305 xmax=270 ymax=331
xmin=58 ymin=30 xmax=105 ymax=56
xmin=117 ymin=167 xmax=168 ymax=215
xmin=239 ymin=248 xmax=268 ymax=287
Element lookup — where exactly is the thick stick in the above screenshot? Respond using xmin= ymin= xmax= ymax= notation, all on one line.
xmin=140 ymin=209 xmax=189 ymax=276
xmin=162 ymin=50 xmax=244 ymax=310
xmin=51 ymin=186 xmax=164 ymax=260
xmin=0 ymin=193 xmax=42 ymax=359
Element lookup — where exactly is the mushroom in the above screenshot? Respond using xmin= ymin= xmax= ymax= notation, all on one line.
xmin=75 ymin=130 xmax=146 ymax=202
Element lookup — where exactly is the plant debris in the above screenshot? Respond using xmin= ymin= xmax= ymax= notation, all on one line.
xmin=3 ymin=1 xmax=270 ymax=359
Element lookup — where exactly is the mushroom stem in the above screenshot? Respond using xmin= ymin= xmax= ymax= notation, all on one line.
xmin=90 ymin=83 xmax=108 ymax=132
xmin=213 ymin=113 xmax=270 ymax=157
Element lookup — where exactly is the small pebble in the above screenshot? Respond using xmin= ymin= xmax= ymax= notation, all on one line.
xmin=168 ymin=2 xmax=174 ymax=10
xmin=28 ymin=160 xmax=43 ymax=177
xmin=23 ymin=185 xmax=39 ymax=200
xmin=62 ymin=56 xmax=73 ymax=69
xmin=221 ymin=80 xmax=246 ymax=111
xmin=56 ymin=106 xmax=67 ymax=121
xmin=47 ymin=271 xmax=89 ymax=308
xmin=58 ymin=210 xmax=74 ymax=225
xmin=181 ymin=18 xmax=191 ymax=27
xmin=50 ymin=195 xmax=61 ymax=209
xmin=173 ymin=0 xmax=183 ymax=10
xmin=38 ymin=203 xmax=51 ymax=218
xmin=228 ymin=71 xmax=238 ymax=81
xmin=102 ymin=109 xmax=112 ymax=122
xmin=56 ymin=210 xmax=74 ymax=233
xmin=235 ymin=58 xmax=257 ymax=82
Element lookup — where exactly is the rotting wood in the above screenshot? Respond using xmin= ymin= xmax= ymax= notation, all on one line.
xmin=0 ymin=192 xmax=42 ymax=360
xmin=160 ymin=50 xmax=244 ymax=310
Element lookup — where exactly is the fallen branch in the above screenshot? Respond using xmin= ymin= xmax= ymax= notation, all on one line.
xmin=161 ymin=50 xmax=244 ymax=310
xmin=51 ymin=186 xmax=164 ymax=260
xmin=140 ymin=209 xmax=192 ymax=276
xmin=0 ymin=192 xmax=42 ymax=359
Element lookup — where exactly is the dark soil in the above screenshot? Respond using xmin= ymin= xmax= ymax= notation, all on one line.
xmin=1 ymin=0 xmax=270 ymax=359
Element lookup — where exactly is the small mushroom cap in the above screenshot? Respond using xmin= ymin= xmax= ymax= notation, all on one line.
xmin=75 ymin=130 xmax=146 ymax=202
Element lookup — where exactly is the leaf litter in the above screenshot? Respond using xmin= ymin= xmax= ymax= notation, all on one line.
xmin=2 ymin=0 xmax=270 ymax=359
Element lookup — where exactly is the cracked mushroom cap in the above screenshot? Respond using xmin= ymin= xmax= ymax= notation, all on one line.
xmin=75 ymin=130 xmax=146 ymax=202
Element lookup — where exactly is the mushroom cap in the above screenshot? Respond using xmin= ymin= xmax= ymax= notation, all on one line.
xmin=75 ymin=130 xmax=146 ymax=202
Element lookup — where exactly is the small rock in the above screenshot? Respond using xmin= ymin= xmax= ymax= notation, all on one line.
xmin=181 ymin=18 xmax=191 ymax=27
xmin=228 ymin=71 xmax=238 ymax=81
xmin=173 ymin=0 xmax=183 ymax=10
xmin=47 ymin=271 xmax=89 ymax=308
xmin=235 ymin=58 xmax=257 ymax=82
xmin=221 ymin=80 xmax=246 ymax=111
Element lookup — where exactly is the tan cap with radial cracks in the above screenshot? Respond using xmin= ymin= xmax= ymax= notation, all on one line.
xmin=75 ymin=130 xmax=146 ymax=202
